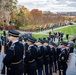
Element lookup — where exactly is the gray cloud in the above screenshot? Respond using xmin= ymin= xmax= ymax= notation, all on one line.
xmin=18 ymin=0 xmax=76 ymax=12
xmin=68 ymin=2 xmax=76 ymax=7
xmin=68 ymin=0 xmax=76 ymax=2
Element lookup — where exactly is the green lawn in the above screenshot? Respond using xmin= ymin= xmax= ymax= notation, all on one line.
xmin=0 ymin=31 xmax=3 ymax=36
xmin=53 ymin=25 xmax=76 ymax=36
xmin=33 ymin=34 xmax=49 ymax=39
xmin=33 ymin=25 xmax=76 ymax=39
xmin=0 ymin=25 xmax=76 ymax=40
xmin=0 ymin=31 xmax=8 ymax=37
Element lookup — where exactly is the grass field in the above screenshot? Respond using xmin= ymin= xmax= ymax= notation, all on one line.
xmin=0 ymin=31 xmax=3 ymax=36
xmin=0 ymin=25 xmax=76 ymax=40
xmin=53 ymin=25 xmax=76 ymax=36
xmin=0 ymin=31 xmax=8 ymax=37
xmin=33 ymin=34 xmax=49 ymax=39
xmin=33 ymin=25 xmax=76 ymax=39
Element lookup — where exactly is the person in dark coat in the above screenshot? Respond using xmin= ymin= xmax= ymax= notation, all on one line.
xmin=58 ymin=41 xmax=68 ymax=75
xmin=43 ymin=40 xmax=52 ymax=75
xmin=56 ymin=45 xmax=61 ymax=70
xmin=37 ymin=38 xmax=44 ymax=75
xmin=3 ymin=30 xmax=24 ymax=75
xmin=50 ymin=42 xmax=57 ymax=73
xmin=24 ymin=36 xmax=38 ymax=75
xmin=22 ymin=36 xmax=29 ymax=75
xmin=68 ymin=41 xmax=74 ymax=53
xmin=23 ymin=36 xmax=29 ymax=54
xmin=66 ymin=34 xmax=69 ymax=41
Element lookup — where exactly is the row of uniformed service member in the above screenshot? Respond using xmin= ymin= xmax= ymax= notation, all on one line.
xmin=1 ymin=30 xmax=73 ymax=75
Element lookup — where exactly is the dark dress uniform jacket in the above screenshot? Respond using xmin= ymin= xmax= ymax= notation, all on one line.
xmin=37 ymin=46 xmax=44 ymax=68
xmin=3 ymin=41 xmax=24 ymax=75
xmin=24 ymin=43 xmax=29 ymax=51
xmin=51 ymin=47 xmax=57 ymax=62
xmin=24 ymin=45 xmax=38 ymax=74
xmin=58 ymin=49 xmax=68 ymax=70
xmin=43 ymin=46 xmax=50 ymax=64
xmin=56 ymin=48 xmax=61 ymax=60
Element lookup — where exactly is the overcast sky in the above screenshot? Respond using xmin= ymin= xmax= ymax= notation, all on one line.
xmin=18 ymin=0 xmax=76 ymax=12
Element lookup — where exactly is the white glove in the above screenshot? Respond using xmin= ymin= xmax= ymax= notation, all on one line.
xmin=23 ymin=55 xmax=26 ymax=59
xmin=1 ymin=53 xmax=6 ymax=58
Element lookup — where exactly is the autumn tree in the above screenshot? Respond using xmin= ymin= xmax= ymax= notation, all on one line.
xmin=0 ymin=0 xmax=17 ymax=25
xmin=14 ymin=6 xmax=31 ymax=27
xmin=30 ymin=9 xmax=42 ymax=24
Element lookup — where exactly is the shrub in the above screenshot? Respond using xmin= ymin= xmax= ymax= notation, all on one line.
xmin=5 ymin=26 xmax=15 ymax=30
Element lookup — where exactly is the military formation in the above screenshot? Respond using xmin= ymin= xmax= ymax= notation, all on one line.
xmin=0 ymin=30 xmax=75 ymax=75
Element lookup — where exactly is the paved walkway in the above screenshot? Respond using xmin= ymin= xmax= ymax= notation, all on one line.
xmin=0 ymin=46 xmax=5 ymax=75
xmin=19 ymin=25 xmax=72 ymax=34
xmin=66 ymin=49 xmax=76 ymax=75
xmin=0 ymin=53 xmax=3 ymax=75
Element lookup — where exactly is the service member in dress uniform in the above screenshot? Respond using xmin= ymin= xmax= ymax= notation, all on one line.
xmin=18 ymin=36 xmax=23 ymax=42
xmin=22 ymin=36 xmax=29 ymax=75
xmin=37 ymin=38 xmax=44 ymax=75
xmin=43 ymin=40 xmax=52 ymax=75
xmin=68 ymin=41 xmax=74 ymax=53
xmin=56 ymin=44 xmax=61 ymax=70
xmin=50 ymin=42 xmax=57 ymax=73
xmin=24 ymin=36 xmax=37 ymax=75
xmin=23 ymin=36 xmax=29 ymax=52
xmin=3 ymin=30 xmax=24 ymax=75
xmin=58 ymin=41 xmax=68 ymax=75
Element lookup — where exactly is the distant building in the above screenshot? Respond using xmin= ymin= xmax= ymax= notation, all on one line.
xmin=57 ymin=12 xmax=76 ymax=16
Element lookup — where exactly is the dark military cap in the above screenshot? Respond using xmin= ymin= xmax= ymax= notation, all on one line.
xmin=24 ymin=36 xmax=28 ymax=41
xmin=38 ymin=38 xmax=44 ymax=44
xmin=18 ymin=36 xmax=23 ymax=41
xmin=8 ymin=30 xmax=20 ymax=37
xmin=43 ymin=37 xmax=46 ymax=40
xmin=44 ymin=39 xmax=49 ymax=43
xmin=61 ymin=41 xmax=68 ymax=46
xmin=28 ymin=36 xmax=37 ymax=43
xmin=50 ymin=42 xmax=57 ymax=47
